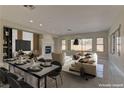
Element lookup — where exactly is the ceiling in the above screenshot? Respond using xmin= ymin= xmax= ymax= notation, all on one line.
xmin=0 ymin=5 xmax=123 ymax=36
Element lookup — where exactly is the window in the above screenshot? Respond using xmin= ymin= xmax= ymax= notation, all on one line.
xmin=71 ymin=39 xmax=81 ymax=51
xmin=23 ymin=31 xmax=33 ymax=51
xmin=97 ymin=38 xmax=104 ymax=52
xmin=82 ymin=39 xmax=92 ymax=51
xmin=62 ymin=40 xmax=66 ymax=50
xmin=71 ymin=39 xmax=92 ymax=51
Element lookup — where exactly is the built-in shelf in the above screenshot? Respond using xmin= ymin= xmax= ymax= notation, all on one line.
xmin=3 ymin=27 xmax=12 ymax=60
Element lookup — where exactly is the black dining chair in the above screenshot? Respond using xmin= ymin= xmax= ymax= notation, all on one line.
xmin=48 ymin=61 xmax=63 ymax=88
xmin=38 ymin=58 xmax=46 ymax=62
xmin=0 ymin=68 xmax=10 ymax=84
xmin=7 ymin=75 xmax=33 ymax=88
xmin=7 ymin=76 xmax=21 ymax=88
xmin=0 ymin=71 xmax=5 ymax=87
xmin=0 ymin=67 xmax=19 ymax=84
xmin=0 ymin=67 xmax=8 ymax=72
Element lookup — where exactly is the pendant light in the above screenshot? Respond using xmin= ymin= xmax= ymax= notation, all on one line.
xmin=73 ymin=38 xmax=79 ymax=45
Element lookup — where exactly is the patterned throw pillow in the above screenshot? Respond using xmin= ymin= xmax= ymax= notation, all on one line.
xmin=73 ymin=54 xmax=80 ymax=60
xmin=87 ymin=57 xmax=95 ymax=64
xmin=78 ymin=58 xmax=84 ymax=63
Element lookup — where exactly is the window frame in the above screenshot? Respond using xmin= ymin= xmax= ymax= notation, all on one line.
xmin=71 ymin=38 xmax=93 ymax=52
xmin=81 ymin=38 xmax=93 ymax=52
xmin=62 ymin=40 xmax=66 ymax=51
xmin=96 ymin=37 xmax=104 ymax=52
xmin=71 ymin=39 xmax=82 ymax=51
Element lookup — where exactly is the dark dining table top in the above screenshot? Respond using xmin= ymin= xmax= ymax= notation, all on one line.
xmin=5 ymin=60 xmax=59 ymax=79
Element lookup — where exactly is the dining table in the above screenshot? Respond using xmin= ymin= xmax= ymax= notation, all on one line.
xmin=5 ymin=59 xmax=59 ymax=88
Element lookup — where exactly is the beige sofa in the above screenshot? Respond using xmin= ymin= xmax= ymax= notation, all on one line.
xmin=69 ymin=53 xmax=97 ymax=76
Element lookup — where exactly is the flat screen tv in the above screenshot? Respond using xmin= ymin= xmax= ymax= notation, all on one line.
xmin=45 ymin=46 xmax=51 ymax=54
xmin=16 ymin=40 xmax=31 ymax=51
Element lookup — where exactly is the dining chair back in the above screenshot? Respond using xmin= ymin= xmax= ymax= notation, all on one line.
xmin=0 ymin=69 xmax=8 ymax=84
xmin=51 ymin=61 xmax=62 ymax=76
xmin=48 ymin=61 xmax=63 ymax=87
xmin=0 ymin=70 xmax=4 ymax=83
xmin=0 ymin=67 xmax=8 ymax=72
xmin=7 ymin=76 xmax=21 ymax=88
xmin=7 ymin=73 xmax=33 ymax=88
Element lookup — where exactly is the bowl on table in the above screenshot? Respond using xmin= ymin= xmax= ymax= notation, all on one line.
xmin=27 ymin=65 xmax=43 ymax=72
xmin=40 ymin=62 xmax=52 ymax=67
xmin=14 ymin=60 xmax=27 ymax=65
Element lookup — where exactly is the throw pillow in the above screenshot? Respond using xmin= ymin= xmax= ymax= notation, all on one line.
xmin=85 ymin=55 xmax=91 ymax=58
xmin=82 ymin=58 xmax=89 ymax=63
xmin=78 ymin=58 xmax=84 ymax=63
xmin=84 ymin=53 xmax=92 ymax=58
xmin=87 ymin=60 xmax=95 ymax=64
xmin=73 ymin=54 xmax=80 ymax=60
xmin=84 ymin=53 xmax=92 ymax=56
xmin=87 ymin=58 xmax=95 ymax=64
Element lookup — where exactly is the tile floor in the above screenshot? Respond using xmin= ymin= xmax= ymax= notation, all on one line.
xmin=0 ymin=58 xmax=124 ymax=88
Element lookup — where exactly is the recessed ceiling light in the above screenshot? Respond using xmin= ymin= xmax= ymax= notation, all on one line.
xmin=40 ymin=24 xmax=43 ymax=26
xmin=29 ymin=20 xmax=33 ymax=23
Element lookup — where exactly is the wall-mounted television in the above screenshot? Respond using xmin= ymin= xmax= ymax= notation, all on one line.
xmin=16 ymin=40 xmax=31 ymax=51
xmin=45 ymin=46 xmax=51 ymax=54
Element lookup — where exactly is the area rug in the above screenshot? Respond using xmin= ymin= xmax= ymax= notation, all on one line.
xmin=62 ymin=62 xmax=104 ymax=78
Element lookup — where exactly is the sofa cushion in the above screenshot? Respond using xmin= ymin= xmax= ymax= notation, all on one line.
xmin=69 ymin=53 xmax=97 ymax=76
xmin=87 ymin=60 xmax=95 ymax=64
xmin=71 ymin=63 xmax=78 ymax=67
xmin=69 ymin=66 xmax=80 ymax=72
xmin=84 ymin=53 xmax=92 ymax=56
xmin=84 ymin=53 xmax=92 ymax=58
xmin=83 ymin=58 xmax=90 ymax=63
xmin=73 ymin=54 xmax=80 ymax=60
xmin=78 ymin=58 xmax=84 ymax=63
xmin=69 ymin=62 xmax=97 ymax=76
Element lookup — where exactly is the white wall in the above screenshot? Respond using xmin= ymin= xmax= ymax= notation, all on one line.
xmin=108 ymin=10 xmax=124 ymax=72
xmin=0 ymin=19 xmax=3 ymax=66
xmin=12 ymin=29 xmax=17 ymax=57
xmin=41 ymin=34 xmax=54 ymax=59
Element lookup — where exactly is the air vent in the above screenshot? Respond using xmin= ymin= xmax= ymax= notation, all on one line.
xmin=23 ymin=5 xmax=35 ymax=10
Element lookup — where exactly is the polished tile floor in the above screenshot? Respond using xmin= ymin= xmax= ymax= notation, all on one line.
xmin=1 ymin=58 xmax=124 ymax=88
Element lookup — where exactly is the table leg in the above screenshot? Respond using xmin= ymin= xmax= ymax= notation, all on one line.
xmin=9 ymin=65 xmax=11 ymax=72
xmin=37 ymin=78 xmax=40 ymax=88
xmin=13 ymin=66 xmax=15 ymax=73
xmin=44 ymin=76 xmax=47 ymax=88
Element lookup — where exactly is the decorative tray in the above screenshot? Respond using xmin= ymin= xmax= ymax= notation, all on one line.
xmin=40 ymin=62 xmax=52 ymax=67
xmin=14 ymin=61 xmax=27 ymax=65
xmin=27 ymin=66 xmax=43 ymax=72
xmin=5 ymin=58 xmax=16 ymax=61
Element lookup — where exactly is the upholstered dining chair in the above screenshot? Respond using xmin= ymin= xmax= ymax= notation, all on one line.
xmin=0 ymin=67 xmax=18 ymax=84
xmin=0 ymin=70 xmax=5 ymax=87
xmin=7 ymin=75 xmax=33 ymax=88
xmin=52 ymin=52 xmax=65 ymax=66
xmin=48 ymin=61 xmax=63 ymax=88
